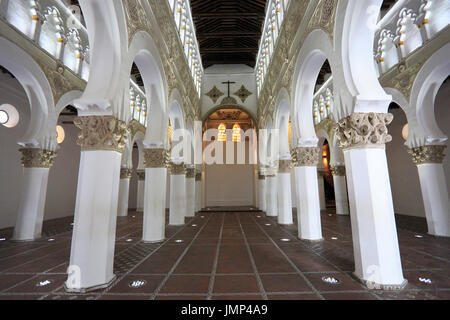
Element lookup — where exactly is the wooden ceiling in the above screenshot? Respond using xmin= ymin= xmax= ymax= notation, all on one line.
xmin=191 ymin=0 xmax=267 ymax=68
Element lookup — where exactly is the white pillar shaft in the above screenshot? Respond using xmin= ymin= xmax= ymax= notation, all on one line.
xmin=294 ymin=167 xmax=322 ymax=240
xmin=333 ymin=175 xmax=350 ymax=215
xmin=318 ymin=173 xmax=326 ymax=210
xmin=195 ymin=180 xmax=202 ymax=212
xmin=417 ymin=163 xmax=450 ymax=237
xmin=266 ymin=176 xmax=278 ymax=217
xmin=344 ymin=147 xmax=405 ymax=287
xmin=117 ymin=178 xmax=130 ymax=217
xmin=66 ymin=151 xmax=121 ymax=292
xmin=277 ymin=173 xmax=293 ymax=225
xmin=136 ymin=180 xmax=145 ymax=212
xmin=169 ymin=174 xmax=186 ymax=225
xmin=13 ymin=168 xmax=50 ymax=241
xmin=258 ymin=179 xmax=267 ymax=212
xmin=143 ymin=168 xmax=167 ymax=242
xmin=186 ymin=177 xmax=196 ymax=217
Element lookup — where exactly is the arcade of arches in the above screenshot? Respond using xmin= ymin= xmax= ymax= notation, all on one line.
xmin=0 ymin=0 xmax=449 ymax=300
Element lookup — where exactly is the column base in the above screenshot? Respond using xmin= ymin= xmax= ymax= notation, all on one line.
xmin=356 ymin=273 xmax=408 ymax=291
xmin=169 ymin=223 xmax=185 ymax=227
xmin=10 ymin=237 xmax=41 ymax=243
xmin=278 ymin=223 xmax=294 ymax=226
xmin=142 ymin=239 xmax=165 ymax=244
xmin=64 ymin=274 xmax=117 ymax=294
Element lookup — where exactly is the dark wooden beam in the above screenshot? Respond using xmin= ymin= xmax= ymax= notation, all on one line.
xmin=197 ymin=32 xmax=260 ymax=39
xmin=193 ymin=13 xmax=264 ymax=19
xmin=202 ymin=47 xmax=257 ymax=53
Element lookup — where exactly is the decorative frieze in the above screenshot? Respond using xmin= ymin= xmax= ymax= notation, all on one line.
xmin=19 ymin=148 xmax=57 ymax=168
xmin=335 ymin=113 xmax=394 ymax=150
xmin=74 ymin=116 xmax=128 ymax=153
xmin=330 ymin=165 xmax=346 ymax=177
xmin=186 ymin=168 xmax=196 ymax=179
xmin=408 ymin=145 xmax=447 ymax=165
xmin=278 ymin=160 xmax=292 ymax=173
xmin=170 ymin=162 xmax=186 ymax=175
xmin=291 ymin=147 xmax=321 ymax=167
xmin=120 ymin=168 xmax=133 ymax=179
xmin=137 ymin=170 xmax=145 ymax=181
xmin=143 ymin=148 xmax=169 ymax=168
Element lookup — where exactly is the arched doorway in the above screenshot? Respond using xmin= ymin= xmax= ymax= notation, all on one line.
xmin=203 ymin=107 xmax=257 ymax=208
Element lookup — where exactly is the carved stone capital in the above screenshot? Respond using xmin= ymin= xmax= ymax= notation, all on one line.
xmin=136 ymin=170 xmax=145 ymax=181
xmin=186 ymin=168 xmax=196 ymax=179
xmin=195 ymin=172 xmax=202 ymax=181
xmin=19 ymin=148 xmax=57 ymax=168
xmin=278 ymin=160 xmax=292 ymax=173
xmin=408 ymin=145 xmax=447 ymax=165
xmin=74 ymin=116 xmax=128 ymax=153
xmin=265 ymin=167 xmax=278 ymax=177
xmin=143 ymin=148 xmax=169 ymax=168
xmin=335 ymin=113 xmax=393 ymax=150
xmin=120 ymin=168 xmax=133 ymax=179
xmin=170 ymin=162 xmax=186 ymax=175
xmin=258 ymin=173 xmax=266 ymax=180
xmin=330 ymin=165 xmax=346 ymax=176
xmin=291 ymin=147 xmax=321 ymax=167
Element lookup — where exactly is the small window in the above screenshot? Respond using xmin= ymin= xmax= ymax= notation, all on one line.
xmin=0 ymin=104 xmax=19 ymax=128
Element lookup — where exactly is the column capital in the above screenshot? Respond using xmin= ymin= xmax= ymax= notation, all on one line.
xmin=335 ymin=112 xmax=393 ymax=150
xmin=136 ymin=169 xmax=145 ymax=181
xmin=169 ymin=162 xmax=186 ymax=175
xmin=330 ymin=165 xmax=346 ymax=176
xmin=143 ymin=148 xmax=169 ymax=168
xmin=19 ymin=148 xmax=57 ymax=168
xmin=278 ymin=159 xmax=292 ymax=173
xmin=120 ymin=167 xmax=132 ymax=179
xmin=186 ymin=167 xmax=196 ymax=179
xmin=408 ymin=145 xmax=447 ymax=165
xmin=291 ymin=147 xmax=321 ymax=167
xmin=74 ymin=116 xmax=128 ymax=153
xmin=195 ymin=171 xmax=202 ymax=181
xmin=258 ymin=173 xmax=266 ymax=180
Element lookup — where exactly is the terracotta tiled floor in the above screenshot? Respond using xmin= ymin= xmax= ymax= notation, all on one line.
xmin=0 ymin=208 xmax=449 ymax=300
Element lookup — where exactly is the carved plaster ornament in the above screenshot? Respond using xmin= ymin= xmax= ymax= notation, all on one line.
xmin=169 ymin=162 xmax=186 ymax=175
xmin=136 ymin=170 xmax=145 ymax=180
xmin=408 ymin=145 xmax=447 ymax=165
xmin=234 ymin=85 xmax=253 ymax=103
xmin=195 ymin=172 xmax=202 ymax=181
xmin=205 ymin=86 xmax=224 ymax=104
xmin=19 ymin=148 xmax=58 ymax=168
xmin=278 ymin=159 xmax=292 ymax=173
xmin=120 ymin=168 xmax=133 ymax=179
xmin=330 ymin=165 xmax=346 ymax=176
xmin=291 ymin=147 xmax=321 ymax=167
xmin=185 ymin=167 xmax=196 ymax=179
xmin=143 ymin=148 xmax=169 ymax=168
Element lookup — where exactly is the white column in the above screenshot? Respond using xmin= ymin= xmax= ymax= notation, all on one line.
xmin=117 ymin=168 xmax=132 ymax=217
xmin=317 ymin=170 xmax=326 ymax=210
xmin=65 ymin=116 xmax=127 ymax=293
xmin=331 ymin=165 xmax=350 ymax=216
xmin=337 ymin=112 xmax=406 ymax=290
xmin=292 ymin=147 xmax=323 ymax=241
xmin=142 ymin=148 xmax=169 ymax=243
xmin=409 ymin=145 xmax=450 ymax=237
xmin=185 ymin=166 xmax=196 ymax=218
xmin=277 ymin=160 xmax=293 ymax=225
xmin=13 ymin=149 xmax=57 ymax=241
xmin=258 ymin=172 xmax=267 ymax=212
xmin=266 ymin=171 xmax=278 ymax=217
xmin=136 ymin=170 xmax=145 ymax=212
xmin=195 ymin=170 xmax=202 ymax=212
xmin=169 ymin=162 xmax=187 ymax=226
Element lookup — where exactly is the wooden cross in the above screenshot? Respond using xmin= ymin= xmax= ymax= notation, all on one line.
xmin=222 ymin=81 xmax=236 ymax=97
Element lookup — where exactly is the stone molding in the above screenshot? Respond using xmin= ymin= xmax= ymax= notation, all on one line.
xmin=170 ymin=162 xmax=186 ymax=175
xmin=186 ymin=168 xmax=196 ymax=179
xmin=278 ymin=160 xmax=292 ymax=173
xmin=335 ymin=113 xmax=393 ymax=150
xmin=291 ymin=147 xmax=321 ymax=167
xmin=120 ymin=168 xmax=133 ymax=179
xmin=330 ymin=165 xmax=346 ymax=176
xmin=408 ymin=145 xmax=447 ymax=165
xmin=19 ymin=148 xmax=57 ymax=168
xmin=143 ymin=148 xmax=169 ymax=168
xmin=74 ymin=116 xmax=128 ymax=153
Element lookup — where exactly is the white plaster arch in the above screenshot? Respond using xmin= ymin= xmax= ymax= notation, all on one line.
xmin=0 ymin=37 xmax=55 ymax=149
xmin=274 ymin=88 xmax=291 ymax=158
xmin=292 ymin=29 xmax=333 ymax=147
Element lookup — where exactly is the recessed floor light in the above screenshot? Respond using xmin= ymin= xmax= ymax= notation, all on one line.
xmin=280 ymin=238 xmax=291 ymax=242
xmin=201 ymin=216 xmax=205 ymax=219
xmin=256 ymin=216 xmax=262 ymax=218
xmin=126 ymin=239 xmax=133 ymax=242
xmin=132 ymin=216 xmax=136 ymax=218
xmin=36 ymin=280 xmax=52 ymax=287
xmin=322 ymin=276 xmax=340 ymax=284
xmin=129 ymin=280 xmax=147 ymax=288
xmin=192 ymin=224 xmax=198 ymax=227
xmin=48 ymin=238 xmax=55 ymax=242
xmin=174 ymin=239 xmax=184 ymax=243
xmin=0 ymin=238 xmax=6 ymax=242
xmin=331 ymin=237 xmax=338 ymax=240
xmin=415 ymin=235 xmax=423 ymax=238
xmin=265 ymin=223 xmax=271 ymax=226
xmin=419 ymin=277 xmax=432 ymax=284
xmin=328 ymin=214 xmax=332 ymax=217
